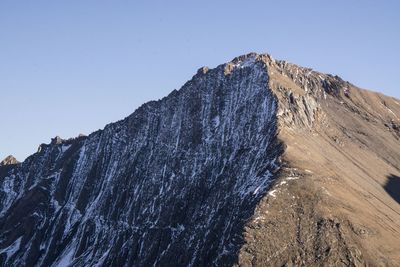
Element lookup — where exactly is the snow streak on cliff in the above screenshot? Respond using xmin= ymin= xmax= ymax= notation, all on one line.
xmin=0 ymin=56 xmax=281 ymax=266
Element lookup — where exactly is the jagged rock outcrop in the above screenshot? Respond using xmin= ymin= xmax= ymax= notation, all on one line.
xmin=0 ymin=53 xmax=399 ymax=267
xmin=0 ymin=156 xmax=19 ymax=167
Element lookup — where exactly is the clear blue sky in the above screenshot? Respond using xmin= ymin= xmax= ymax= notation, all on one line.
xmin=1 ymin=1 xmax=399 ymax=161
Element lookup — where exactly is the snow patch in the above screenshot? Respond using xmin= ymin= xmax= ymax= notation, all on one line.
xmin=233 ymin=57 xmax=256 ymax=69
xmin=0 ymin=175 xmax=18 ymax=216
xmin=94 ymin=248 xmax=111 ymax=267
xmin=0 ymin=236 xmax=22 ymax=261
xmin=268 ymin=189 xmax=277 ymax=198
xmin=385 ymin=106 xmax=399 ymax=120
xmin=253 ymin=185 xmax=262 ymax=195
xmin=61 ymin=144 xmax=72 ymax=153
xmin=54 ymin=245 xmax=75 ymax=267
xmin=253 ymin=215 xmax=265 ymax=223
xmin=212 ymin=116 xmax=220 ymax=128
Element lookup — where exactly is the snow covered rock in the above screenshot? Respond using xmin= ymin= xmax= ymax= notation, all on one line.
xmin=0 ymin=54 xmax=281 ymax=266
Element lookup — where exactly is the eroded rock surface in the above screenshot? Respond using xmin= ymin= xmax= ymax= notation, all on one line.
xmin=1 ymin=53 xmax=400 ymax=266
xmin=0 ymin=56 xmax=281 ymax=267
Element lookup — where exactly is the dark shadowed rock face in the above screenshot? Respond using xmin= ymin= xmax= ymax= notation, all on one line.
xmin=0 ymin=56 xmax=282 ymax=266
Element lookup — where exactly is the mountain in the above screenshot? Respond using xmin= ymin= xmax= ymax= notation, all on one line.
xmin=0 ymin=53 xmax=399 ymax=266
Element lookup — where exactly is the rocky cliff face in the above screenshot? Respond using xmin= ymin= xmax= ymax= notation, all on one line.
xmin=0 ymin=56 xmax=281 ymax=267
xmin=237 ymin=54 xmax=400 ymax=266
xmin=1 ymin=53 xmax=399 ymax=267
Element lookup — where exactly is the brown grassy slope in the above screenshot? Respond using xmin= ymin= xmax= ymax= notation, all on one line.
xmin=236 ymin=56 xmax=400 ymax=266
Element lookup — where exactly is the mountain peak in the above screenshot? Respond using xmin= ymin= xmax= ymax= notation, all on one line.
xmin=51 ymin=135 xmax=65 ymax=145
xmin=0 ymin=53 xmax=399 ymax=266
xmin=0 ymin=155 xmax=19 ymax=166
xmin=220 ymin=52 xmax=349 ymax=100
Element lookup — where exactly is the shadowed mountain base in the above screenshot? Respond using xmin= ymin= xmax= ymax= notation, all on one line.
xmin=385 ymin=174 xmax=400 ymax=204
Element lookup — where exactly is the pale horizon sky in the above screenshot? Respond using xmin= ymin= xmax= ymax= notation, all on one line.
xmin=1 ymin=1 xmax=399 ymax=161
